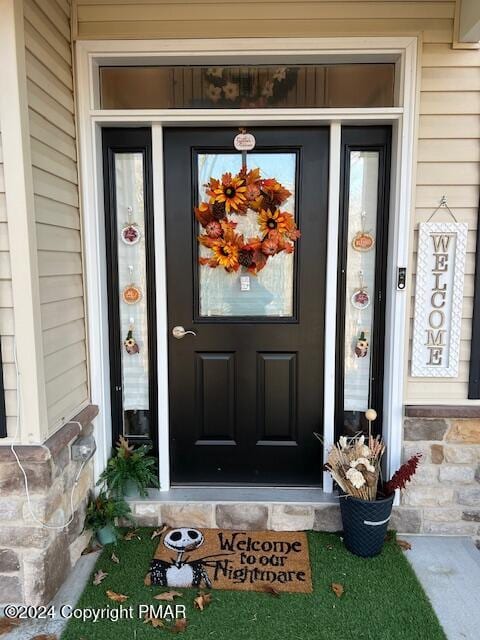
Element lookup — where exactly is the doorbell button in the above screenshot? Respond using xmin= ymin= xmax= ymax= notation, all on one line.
xmin=397 ymin=267 xmax=406 ymax=290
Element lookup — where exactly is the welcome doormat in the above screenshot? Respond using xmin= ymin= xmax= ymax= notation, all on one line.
xmin=145 ymin=527 xmax=312 ymax=593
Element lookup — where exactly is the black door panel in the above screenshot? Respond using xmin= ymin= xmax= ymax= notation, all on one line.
xmin=164 ymin=127 xmax=329 ymax=485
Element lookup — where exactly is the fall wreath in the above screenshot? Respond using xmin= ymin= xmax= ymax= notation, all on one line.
xmin=195 ymin=168 xmax=300 ymax=274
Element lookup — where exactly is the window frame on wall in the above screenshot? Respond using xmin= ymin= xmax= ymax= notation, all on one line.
xmin=335 ymin=126 xmax=392 ymax=440
xmin=102 ymin=128 xmax=158 ymax=453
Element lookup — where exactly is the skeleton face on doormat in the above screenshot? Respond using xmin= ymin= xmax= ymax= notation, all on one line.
xmin=145 ymin=527 xmax=312 ymax=593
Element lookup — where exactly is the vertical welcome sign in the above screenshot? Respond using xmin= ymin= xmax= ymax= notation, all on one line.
xmin=412 ymin=222 xmax=468 ymax=377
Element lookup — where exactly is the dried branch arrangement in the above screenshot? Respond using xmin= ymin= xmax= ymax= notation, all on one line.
xmin=317 ymin=406 xmax=423 ymax=501
xmin=319 ymin=433 xmax=386 ymax=501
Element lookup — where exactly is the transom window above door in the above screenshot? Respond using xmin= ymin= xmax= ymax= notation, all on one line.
xmin=99 ymin=64 xmax=395 ymax=109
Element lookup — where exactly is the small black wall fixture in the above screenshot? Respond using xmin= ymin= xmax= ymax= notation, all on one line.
xmin=468 ymin=197 xmax=480 ymax=398
xmin=0 ymin=339 xmax=7 ymax=438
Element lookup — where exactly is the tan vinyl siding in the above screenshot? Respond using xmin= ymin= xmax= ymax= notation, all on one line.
xmin=25 ymin=0 xmax=88 ymax=429
xmin=0 ymin=131 xmax=17 ymax=436
xmin=74 ymin=1 xmax=479 ymax=404
xmin=408 ymin=41 xmax=480 ymax=403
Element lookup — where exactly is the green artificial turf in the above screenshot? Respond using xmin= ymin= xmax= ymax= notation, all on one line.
xmin=61 ymin=529 xmax=446 ymax=640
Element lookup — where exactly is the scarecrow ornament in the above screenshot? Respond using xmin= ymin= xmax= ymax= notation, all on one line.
xmin=354 ymin=331 xmax=369 ymax=358
xmin=352 ymin=211 xmax=375 ymax=252
xmin=121 ymin=206 xmax=142 ymax=245
xmin=122 ymin=266 xmax=142 ymax=305
xmin=351 ymin=271 xmax=371 ymax=310
xmin=124 ymin=322 xmax=139 ymax=355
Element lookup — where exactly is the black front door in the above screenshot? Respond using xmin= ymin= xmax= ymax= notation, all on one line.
xmin=164 ymin=127 xmax=329 ymax=484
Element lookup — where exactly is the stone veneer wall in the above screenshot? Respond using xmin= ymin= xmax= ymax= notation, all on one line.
xmin=0 ymin=406 xmax=98 ymax=605
xmin=128 ymin=501 xmax=421 ymax=538
xmin=398 ymin=408 xmax=480 ymax=546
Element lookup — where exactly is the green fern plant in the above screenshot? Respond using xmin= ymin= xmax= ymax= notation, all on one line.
xmin=84 ymin=490 xmax=133 ymax=538
xmin=98 ymin=436 xmax=160 ymax=497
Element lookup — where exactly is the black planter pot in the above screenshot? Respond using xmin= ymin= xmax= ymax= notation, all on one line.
xmin=339 ymin=493 xmax=394 ymax=558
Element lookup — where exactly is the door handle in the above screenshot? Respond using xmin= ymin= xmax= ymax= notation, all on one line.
xmin=172 ymin=325 xmax=197 ymax=339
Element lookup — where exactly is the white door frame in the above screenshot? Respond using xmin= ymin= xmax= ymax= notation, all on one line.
xmin=75 ymin=37 xmax=419 ymax=492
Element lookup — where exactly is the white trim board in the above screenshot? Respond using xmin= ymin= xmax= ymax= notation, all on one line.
xmin=75 ymin=37 xmax=418 ymax=494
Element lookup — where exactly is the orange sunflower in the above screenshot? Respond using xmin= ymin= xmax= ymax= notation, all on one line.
xmin=209 ymin=173 xmax=247 ymax=213
xmin=258 ymin=208 xmax=297 ymax=238
xmin=199 ymin=223 xmax=244 ymax=272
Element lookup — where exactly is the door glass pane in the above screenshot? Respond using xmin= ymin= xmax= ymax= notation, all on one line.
xmin=197 ymin=153 xmax=296 ymax=317
xmin=100 ymin=64 xmax=395 ymax=109
xmin=114 ymin=153 xmax=150 ymax=437
xmin=343 ymin=151 xmax=379 ymax=434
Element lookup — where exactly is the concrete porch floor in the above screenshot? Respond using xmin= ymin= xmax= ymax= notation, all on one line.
xmin=1 ymin=535 xmax=479 ymax=639
xmin=404 ymin=536 xmax=480 ymax=640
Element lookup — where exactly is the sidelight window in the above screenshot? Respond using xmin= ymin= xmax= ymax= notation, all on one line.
xmin=336 ymin=128 xmax=391 ymax=439
xmin=102 ymin=129 xmax=157 ymax=449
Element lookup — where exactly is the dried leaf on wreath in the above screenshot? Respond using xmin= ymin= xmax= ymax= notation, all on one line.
xmin=144 ymin=614 xmax=165 ymax=628
xmin=0 ymin=618 xmax=21 ymax=635
xmin=194 ymin=592 xmax=212 ymax=611
xmin=111 ymin=552 xmax=120 ymax=564
xmin=93 ymin=570 xmax=108 ymax=585
xmin=331 ymin=583 xmax=344 ymax=598
xmin=124 ymin=530 xmax=141 ymax=541
xmin=106 ymin=590 xmax=129 ymax=603
xmin=151 ymin=525 xmax=168 ymax=540
xmin=396 ymin=539 xmax=412 ymax=551
xmin=262 ymin=585 xmax=280 ymax=597
xmin=154 ymin=591 xmax=183 ymax=601
xmin=169 ymin=618 xmax=188 ymax=633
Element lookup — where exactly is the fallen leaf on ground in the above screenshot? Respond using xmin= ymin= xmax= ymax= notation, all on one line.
xmin=124 ymin=530 xmax=141 ymax=541
xmin=151 ymin=525 xmax=168 ymax=540
xmin=111 ymin=552 xmax=120 ymax=564
xmin=397 ymin=539 xmax=412 ymax=551
xmin=81 ymin=542 xmax=102 ymax=555
xmin=262 ymin=585 xmax=280 ymax=597
xmin=170 ymin=618 xmax=188 ymax=633
xmin=194 ymin=592 xmax=212 ymax=611
xmin=30 ymin=635 xmax=57 ymax=640
xmin=331 ymin=583 xmax=344 ymax=598
xmin=93 ymin=570 xmax=108 ymax=585
xmin=106 ymin=590 xmax=129 ymax=603
xmin=0 ymin=618 xmax=21 ymax=635
xmin=154 ymin=591 xmax=183 ymax=601
xmin=144 ymin=614 xmax=164 ymax=628
xmin=326 ymin=544 xmax=334 ymax=550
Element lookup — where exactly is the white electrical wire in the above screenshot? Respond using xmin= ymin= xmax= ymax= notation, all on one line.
xmin=10 ymin=338 xmax=89 ymax=530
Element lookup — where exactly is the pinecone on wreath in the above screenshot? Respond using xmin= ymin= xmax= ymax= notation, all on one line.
xmin=238 ymin=249 xmax=254 ymax=268
xmin=212 ymin=201 xmax=226 ymax=220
